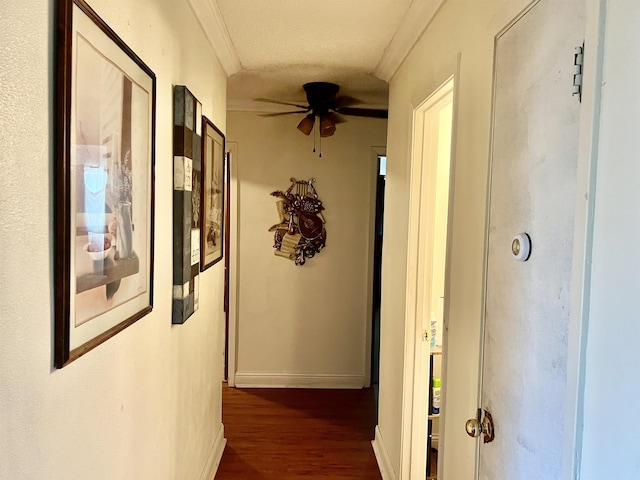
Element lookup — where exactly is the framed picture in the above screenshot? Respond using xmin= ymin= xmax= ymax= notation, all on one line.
xmin=172 ymin=85 xmax=202 ymax=324
xmin=200 ymin=117 xmax=226 ymax=270
xmin=55 ymin=0 xmax=156 ymax=367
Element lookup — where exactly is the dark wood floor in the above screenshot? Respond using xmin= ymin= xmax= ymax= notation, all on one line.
xmin=216 ymin=384 xmax=382 ymax=479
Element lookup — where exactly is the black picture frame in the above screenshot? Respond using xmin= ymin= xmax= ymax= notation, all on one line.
xmin=200 ymin=116 xmax=226 ymax=270
xmin=55 ymin=0 xmax=156 ymax=367
xmin=172 ymin=85 xmax=202 ymax=324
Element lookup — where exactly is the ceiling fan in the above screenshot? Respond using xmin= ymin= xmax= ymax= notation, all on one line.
xmin=256 ymin=82 xmax=388 ymax=139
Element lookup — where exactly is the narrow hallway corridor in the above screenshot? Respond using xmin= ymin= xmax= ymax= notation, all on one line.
xmin=216 ymin=385 xmax=381 ymax=479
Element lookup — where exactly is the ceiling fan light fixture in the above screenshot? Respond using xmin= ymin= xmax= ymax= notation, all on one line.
xmin=297 ymin=114 xmax=315 ymax=135
xmin=256 ymin=82 xmax=388 ymax=146
xmin=319 ymin=115 xmax=336 ymax=137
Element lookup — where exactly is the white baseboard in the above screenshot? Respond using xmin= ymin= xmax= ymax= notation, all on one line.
xmin=372 ymin=425 xmax=396 ymax=480
xmin=200 ymin=423 xmax=227 ymax=480
xmin=233 ymin=372 xmax=365 ymax=389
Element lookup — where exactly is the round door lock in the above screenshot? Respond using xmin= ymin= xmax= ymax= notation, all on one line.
xmin=512 ymin=233 xmax=532 ymax=261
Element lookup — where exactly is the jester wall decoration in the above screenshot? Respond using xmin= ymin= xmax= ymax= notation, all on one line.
xmin=270 ymin=178 xmax=326 ymax=266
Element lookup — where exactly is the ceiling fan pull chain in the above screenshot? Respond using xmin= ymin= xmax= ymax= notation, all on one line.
xmin=313 ymin=123 xmax=317 ymax=154
xmin=319 ymin=131 xmax=322 ymax=158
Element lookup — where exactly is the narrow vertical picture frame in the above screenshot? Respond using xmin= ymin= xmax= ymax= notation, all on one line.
xmin=201 ymin=116 xmax=226 ymax=270
xmin=172 ymin=85 xmax=202 ymax=324
xmin=54 ymin=0 xmax=156 ymax=367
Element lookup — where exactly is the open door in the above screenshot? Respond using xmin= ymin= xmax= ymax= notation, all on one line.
xmin=402 ymin=78 xmax=455 ymax=480
xmin=472 ymin=1 xmax=585 ymax=478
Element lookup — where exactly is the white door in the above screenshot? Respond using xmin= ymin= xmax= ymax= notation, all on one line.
xmin=478 ymin=1 xmax=584 ymax=478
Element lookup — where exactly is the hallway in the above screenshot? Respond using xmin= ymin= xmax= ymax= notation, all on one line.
xmin=216 ymin=385 xmax=381 ymax=479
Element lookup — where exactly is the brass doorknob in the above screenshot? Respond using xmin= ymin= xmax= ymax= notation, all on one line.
xmin=465 ymin=418 xmax=481 ymax=438
xmin=465 ymin=410 xmax=495 ymax=443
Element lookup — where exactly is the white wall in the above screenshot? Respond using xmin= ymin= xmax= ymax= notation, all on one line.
xmin=0 ymin=1 xmax=228 ymax=479
xmin=227 ymin=110 xmax=386 ymax=388
xmin=378 ymin=0 xmax=535 ymax=477
xmin=579 ymin=1 xmax=640 ymax=478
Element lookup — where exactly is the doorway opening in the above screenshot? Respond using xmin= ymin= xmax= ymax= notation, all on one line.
xmin=225 ymin=142 xmax=239 ymax=387
xmin=371 ymin=154 xmax=386 ymax=412
xmin=401 ymin=77 xmax=454 ymax=480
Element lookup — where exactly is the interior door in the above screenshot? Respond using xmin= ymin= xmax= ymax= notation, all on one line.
xmin=479 ymin=1 xmax=584 ymax=478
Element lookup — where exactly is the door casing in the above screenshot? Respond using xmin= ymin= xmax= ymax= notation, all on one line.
xmin=400 ymin=76 xmax=457 ymax=479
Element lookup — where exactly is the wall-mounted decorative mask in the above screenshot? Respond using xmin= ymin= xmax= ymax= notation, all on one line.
xmin=270 ymin=178 xmax=326 ymax=266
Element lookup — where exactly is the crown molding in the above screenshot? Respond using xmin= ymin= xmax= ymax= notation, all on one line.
xmin=374 ymin=0 xmax=445 ymax=82
xmin=186 ymin=0 xmax=241 ymax=76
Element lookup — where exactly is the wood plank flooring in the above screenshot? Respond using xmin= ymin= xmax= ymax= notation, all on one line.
xmin=216 ymin=384 xmax=382 ymax=479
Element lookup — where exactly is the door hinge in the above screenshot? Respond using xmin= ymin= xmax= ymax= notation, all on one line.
xmin=573 ymin=44 xmax=584 ymax=102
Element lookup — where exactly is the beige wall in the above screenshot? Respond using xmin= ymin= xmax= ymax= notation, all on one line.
xmin=377 ymin=0 xmax=534 ymax=477
xmin=227 ymin=110 xmax=386 ymax=388
xmin=0 ymin=1 xmax=227 ymax=479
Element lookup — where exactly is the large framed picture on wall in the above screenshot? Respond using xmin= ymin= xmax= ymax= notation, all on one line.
xmin=54 ymin=0 xmax=156 ymax=367
xmin=200 ymin=116 xmax=226 ymax=270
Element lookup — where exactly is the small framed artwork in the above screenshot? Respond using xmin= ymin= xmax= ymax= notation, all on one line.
xmin=54 ymin=0 xmax=156 ymax=367
xmin=200 ymin=117 xmax=226 ymax=270
xmin=172 ymin=85 xmax=202 ymax=324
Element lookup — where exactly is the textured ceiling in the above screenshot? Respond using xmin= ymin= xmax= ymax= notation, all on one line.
xmin=211 ymin=0 xmax=437 ymax=110
xmin=217 ymin=0 xmax=413 ymax=71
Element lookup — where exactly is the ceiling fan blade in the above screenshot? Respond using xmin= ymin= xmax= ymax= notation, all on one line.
xmin=333 ymin=107 xmax=388 ymax=119
xmin=332 ymin=95 xmax=362 ymax=109
xmin=324 ymin=112 xmax=346 ymax=125
xmin=254 ymin=98 xmax=309 ymax=109
xmin=259 ymin=110 xmax=308 ymax=117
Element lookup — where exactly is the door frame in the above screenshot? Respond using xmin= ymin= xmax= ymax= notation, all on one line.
xmin=226 ymin=142 xmax=239 ymax=386
xmin=367 ymin=146 xmax=387 ymax=393
xmin=224 ymin=151 xmax=231 ymax=379
xmin=562 ymin=0 xmax=606 ymax=476
xmin=399 ymin=75 xmax=457 ymax=479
